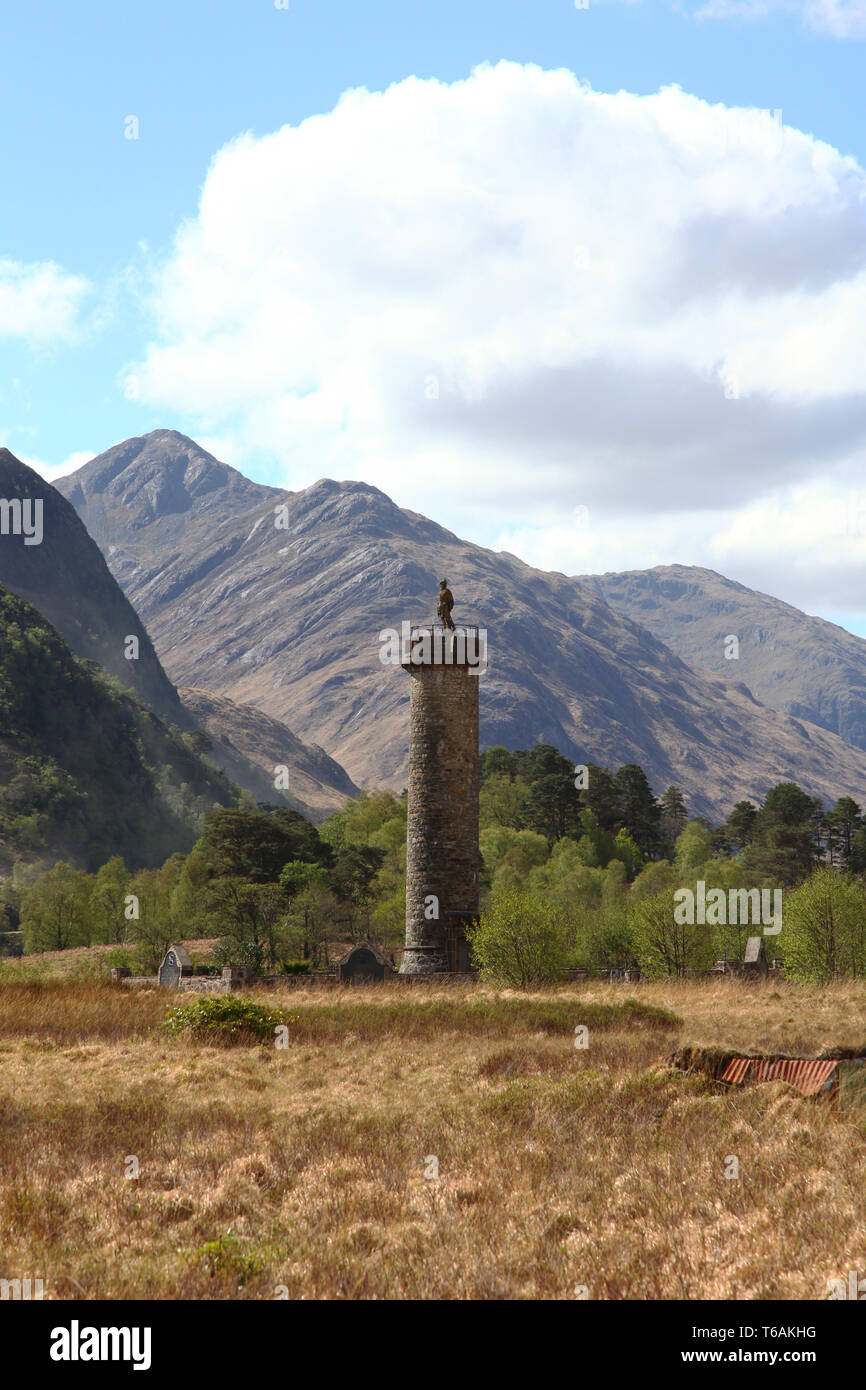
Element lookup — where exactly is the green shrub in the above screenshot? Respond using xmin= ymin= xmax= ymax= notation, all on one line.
xmin=210 ymin=937 xmax=266 ymax=974
xmin=467 ymin=890 xmax=568 ymax=987
xmin=628 ymin=888 xmax=717 ymax=979
xmin=280 ymin=959 xmax=312 ymax=975
xmin=164 ymin=994 xmax=293 ymax=1045
xmin=782 ymin=867 xmax=866 ymax=981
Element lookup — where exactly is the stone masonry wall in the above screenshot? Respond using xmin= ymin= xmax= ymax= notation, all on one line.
xmin=401 ymin=660 xmax=480 ymax=974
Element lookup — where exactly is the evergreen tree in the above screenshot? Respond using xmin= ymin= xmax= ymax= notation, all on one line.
xmin=520 ymin=771 xmax=581 ymax=844
xmin=742 ymin=783 xmax=821 ymax=884
xmin=613 ymin=764 xmax=662 ymax=858
xmin=658 ymin=785 xmax=686 ymax=856
xmin=579 ymin=764 xmax=619 ymax=834
xmin=828 ymin=797 xmax=862 ymax=869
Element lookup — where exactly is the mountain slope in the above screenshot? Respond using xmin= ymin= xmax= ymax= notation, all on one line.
xmin=57 ymin=431 xmax=866 ymax=821
xmin=178 ymin=687 xmax=360 ymax=823
xmin=0 ymin=585 xmax=242 ymax=873
xmin=578 ymin=565 xmax=866 ymax=753
xmin=56 ymin=429 xmax=281 ymax=604
xmin=0 ymin=446 xmax=187 ymax=727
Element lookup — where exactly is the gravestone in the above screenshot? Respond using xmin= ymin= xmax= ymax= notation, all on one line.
xmin=337 ymin=943 xmax=391 ymax=984
xmin=158 ymin=943 xmax=193 ymax=988
xmin=222 ymin=964 xmax=252 ymax=991
xmin=742 ymin=937 xmax=768 ymax=980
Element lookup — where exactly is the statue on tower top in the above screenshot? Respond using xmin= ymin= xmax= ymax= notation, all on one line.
xmin=437 ymin=578 xmax=455 ymax=631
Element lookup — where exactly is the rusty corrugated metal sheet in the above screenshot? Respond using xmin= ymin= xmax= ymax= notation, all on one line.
xmin=720 ymin=1057 xmax=753 ymax=1084
xmin=720 ymin=1056 xmax=838 ymax=1095
xmin=754 ymin=1058 xmax=838 ymax=1095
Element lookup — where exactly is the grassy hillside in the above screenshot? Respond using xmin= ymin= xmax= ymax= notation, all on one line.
xmin=0 ymin=585 xmax=242 ymax=873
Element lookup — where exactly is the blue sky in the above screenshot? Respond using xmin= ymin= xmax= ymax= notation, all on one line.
xmin=2 ymin=0 xmax=866 ymax=629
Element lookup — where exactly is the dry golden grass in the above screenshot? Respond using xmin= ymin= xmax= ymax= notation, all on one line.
xmin=0 ymin=976 xmax=864 ymax=1300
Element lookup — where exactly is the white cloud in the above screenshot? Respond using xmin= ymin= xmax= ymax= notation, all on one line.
xmin=0 ymin=259 xmax=91 ymax=344
xmin=23 ymin=450 xmax=95 ymax=484
xmin=128 ymin=62 xmax=866 ymax=613
xmin=495 ymin=477 xmax=866 ymax=618
xmin=691 ymin=0 xmax=866 ymax=39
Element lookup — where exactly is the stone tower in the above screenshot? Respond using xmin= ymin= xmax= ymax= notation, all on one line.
xmin=399 ymin=624 xmax=482 ymax=975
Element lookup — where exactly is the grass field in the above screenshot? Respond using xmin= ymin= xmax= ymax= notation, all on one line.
xmin=0 ymin=976 xmax=864 ymax=1300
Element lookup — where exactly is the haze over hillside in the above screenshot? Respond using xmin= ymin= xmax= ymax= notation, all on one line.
xmin=0 ymin=585 xmax=242 ymax=873
xmin=56 ymin=430 xmax=866 ymax=821
xmin=179 ymin=687 xmax=360 ymax=823
xmin=578 ymin=565 xmax=866 ymax=753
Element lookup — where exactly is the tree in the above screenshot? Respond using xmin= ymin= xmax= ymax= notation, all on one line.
xmin=674 ymin=822 xmax=712 ymax=875
xmin=782 ymin=867 xmax=866 ymax=981
xmin=722 ymin=800 xmax=758 ymax=854
xmin=628 ymin=888 xmax=716 ymax=979
xmin=90 ymin=856 xmax=131 ymax=944
xmin=199 ymin=807 xmax=328 ymax=882
xmin=479 ymin=774 xmax=528 ymax=832
xmin=467 ymin=890 xmax=567 ymax=987
xmin=200 ymin=877 xmax=290 ymax=969
xmin=520 ymin=772 xmax=581 ymax=845
xmin=329 ymin=845 xmax=386 ymax=940
xmin=660 ymin=786 xmax=688 ymax=853
xmin=126 ymin=866 xmax=174 ymax=970
xmin=280 ymin=862 xmax=333 ymax=966
xmin=613 ymin=765 xmax=662 ymax=858
xmin=850 ymin=825 xmax=866 ymax=875
xmin=579 ymin=764 xmax=619 ymax=835
xmin=491 ymin=831 xmax=550 ymax=896
xmin=512 ymin=744 xmax=575 ymax=783
xmin=742 ymin=783 xmax=821 ymax=884
xmin=612 ymin=827 xmax=644 ymax=879
xmin=827 ymin=797 xmax=862 ymax=869
xmin=481 ymin=746 xmax=515 ymax=778
xmin=20 ymin=862 xmax=92 ymax=952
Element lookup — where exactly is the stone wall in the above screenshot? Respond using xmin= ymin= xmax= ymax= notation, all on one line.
xmin=401 ymin=657 xmax=480 ymax=974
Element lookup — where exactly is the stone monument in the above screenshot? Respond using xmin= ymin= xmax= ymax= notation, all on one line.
xmin=399 ymin=584 xmax=481 ymax=975
xmin=158 ymin=943 xmax=193 ymax=988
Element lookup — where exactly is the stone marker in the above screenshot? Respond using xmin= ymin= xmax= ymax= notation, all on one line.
xmin=338 ymin=943 xmax=391 ymax=984
xmin=222 ymin=964 xmax=252 ymax=991
xmin=742 ymin=936 xmax=769 ymax=980
xmin=158 ymin=943 xmax=193 ymax=988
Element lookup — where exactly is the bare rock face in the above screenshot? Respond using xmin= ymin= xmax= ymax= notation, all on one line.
xmin=178 ymin=686 xmax=359 ymax=823
xmin=55 ymin=430 xmax=866 ymax=822
xmin=578 ymin=564 xmax=866 ymax=753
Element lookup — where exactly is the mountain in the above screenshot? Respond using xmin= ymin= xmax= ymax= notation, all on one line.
xmin=0 ymin=447 xmax=188 ymax=727
xmin=55 ymin=429 xmax=280 ymax=603
xmin=577 ymin=565 xmax=866 ymax=753
xmin=178 ymin=687 xmax=360 ymax=823
xmin=0 ymin=585 xmax=242 ymax=873
xmin=56 ymin=431 xmax=866 ymax=821
xmin=0 ymin=440 xmax=357 ymax=818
